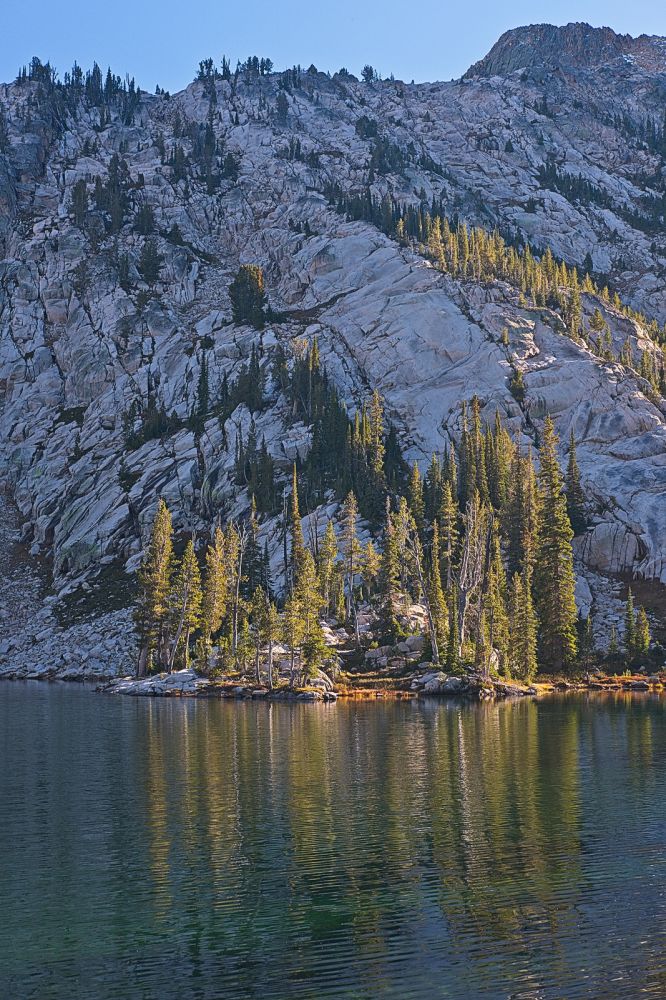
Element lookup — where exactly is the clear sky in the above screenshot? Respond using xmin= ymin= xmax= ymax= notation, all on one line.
xmin=2 ymin=0 xmax=665 ymax=92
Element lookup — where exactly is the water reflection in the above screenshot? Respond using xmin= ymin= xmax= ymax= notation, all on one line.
xmin=1 ymin=686 xmax=664 ymax=998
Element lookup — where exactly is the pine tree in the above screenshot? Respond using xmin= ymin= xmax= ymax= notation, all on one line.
xmin=378 ymin=498 xmax=400 ymax=642
xmin=510 ymin=570 xmax=538 ymax=682
xmin=282 ymin=594 xmax=305 ymax=686
xmin=168 ymin=539 xmax=203 ymax=671
xmin=361 ymin=540 xmax=381 ymax=601
xmin=0 ymin=105 xmax=8 ymax=153
xmin=486 ymin=528 xmax=509 ymax=675
xmin=506 ymin=448 xmax=540 ymax=579
xmin=534 ymin=417 xmax=578 ymax=672
xmin=229 ymin=264 xmax=266 ymax=328
xmin=224 ymin=522 xmax=247 ymax=660
xmin=290 ymin=464 xmax=306 ymax=586
xmin=318 ymin=520 xmax=338 ymax=615
xmin=340 ymin=491 xmax=361 ymax=643
xmin=446 ymin=585 xmax=461 ymax=673
xmin=408 ymin=461 xmax=425 ymax=538
xmin=262 ymin=599 xmax=281 ymax=689
xmin=250 ymin=586 xmax=268 ymax=684
xmin=428 ymin=523 xmax=449 ymax=656
xmin=565 ymin=430 xmax=586 ymax=535
xmin=368 ymin=389 xmax=385 ymax=475
xmin=192 ymin=352 xmax=210 ymax=432
xmin=139 ymin=238 xmax=163 ymax=284
xmin=438 ymin=480 xmax=459 ymax=589
xmin=635 ymin=606 xmax=650 ymax=658
xmin=201 ymin=526 xmax=227 ymax=663
xmin=134 ymin=499 xmax=174 ymax=675
xmin=624 ymin=588 xmax=636 ymax=658
xmin=71 ymin=179 xmax=88 ymax=227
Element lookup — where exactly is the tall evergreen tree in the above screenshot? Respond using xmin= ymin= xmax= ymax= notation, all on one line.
xmin=378 ymin=498 xmax=400 ymax=642
xmin=565 ymin=430 xmax=587 ymax=535
xmin=168 ymin=539 xmax=203 ymax=671
xmin=408 ymin=461 xmax=425 ymax=538
xmin=290 ymin=464 xmax=306 ymax=586
xmin=318 ymin=520 xmax=338 ymax=616
xmin=201 ymin=525 xmax=227 ymax=661
xmin=624 ymin=588 xmax=636 ymax=657
xmin=510 ymin=570 xmax=538 ymax=682
xmin=534 ymin=417 xmax=578 ymax=672
xmin=428 ymin=522 xmax=449 ymax=656
xmin=438 ymin=480 xmax=459 ymax=589
xmin=340 ymin=491 xmax=361 ymax=644
xmin=229 ymin=264 xmax=266 ymax=328
xmin=134 ymin=499 xmax=175 ymax=676
xmin=635 ymin=606 xmax=650 ymax=658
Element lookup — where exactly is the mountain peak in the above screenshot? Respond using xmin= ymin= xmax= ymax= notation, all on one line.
xmin=463 ymin=22 xmax=666 ymax=78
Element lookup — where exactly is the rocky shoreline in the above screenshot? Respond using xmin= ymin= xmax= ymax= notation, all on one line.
xmin=92 ymin=666 xmax=666 ymax=702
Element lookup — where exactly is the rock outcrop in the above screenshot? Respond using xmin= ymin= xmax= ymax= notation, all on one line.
xmin=464 ymin=22 xmax=666 ymax=78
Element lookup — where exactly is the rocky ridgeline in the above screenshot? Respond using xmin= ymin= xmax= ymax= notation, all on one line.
xmin=464 ymin=22 xmax=666 ymax=77
xmin=1 ymin=23 xmax=666 ymax=663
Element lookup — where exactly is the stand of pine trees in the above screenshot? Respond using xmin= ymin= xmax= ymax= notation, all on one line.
xmin=134 ymin=394 xmax=651 ymax=685
xmin=327 ymin=186 xmax=666 ymax=394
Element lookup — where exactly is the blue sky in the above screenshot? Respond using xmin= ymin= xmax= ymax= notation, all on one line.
xmin=2 ymin=0 xmax=665 ymax=92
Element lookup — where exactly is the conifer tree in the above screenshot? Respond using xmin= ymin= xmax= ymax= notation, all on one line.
xmin=236 ymin=618 xmax=253 ymax=674
xmin=565 ymin=430 xmax=586 ymax=535
xmin=282 ymin=594 xmax=305 ymax=685
xmin=262 ymin=599 xmax=281 ymax=689
xmin=368 ymin=389 xmax=385 ymax=475
xmin=361 ymin=540 xmax=381 ymax=601
xmin=71 ymin=179 xmax=88 ymax=227
xmin=250 ymin=586 xmax=268 ymax=684
xmin=624 ymin=588 xmax=636 ymax=657
xmin=201 ymin=525 xmax=227 ymax=662
xmin=139 ymin=238 xmax=163 ymax=284
xmin=534 ymin=417 xmax=578 ymax=672
xmin=168 ymin=539 xmax=203 ymax=671
xmin=510 ymin=570 xmax=538 ymax=682
xmin=229 ymin=264 xmax=266 ymax=328
xmin=428 ymin=523 xmax=449 ymax=656
xmin=446 ymin=585 xmax=461 ymax=673
xmin=224 ymin=522 xmax=247 ymax=659
xmin=408 ymin=461 xmax=425 ymax=538
xmin=135 ymin=498 xmax=174 ymax=675
xmin=340 ymin=491 xmax=361 ymax=644
xmin=438 ymin=480 xmax=459 ymax=589
xmin=635 ymin=606 xmax=650 ymax=658
xmin=290 ymin=464 xmax=306 ymax=586
xmin=378 ymin=498 xmax=400 ymax=642
xmin=318 ymin=520 xmax=338 ymax=615
xmin=486 ymin=528 xmax=509 ymax=675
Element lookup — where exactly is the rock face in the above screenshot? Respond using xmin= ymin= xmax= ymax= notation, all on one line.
xmin=0 ymin=24 xmax=666 ymax=646
xmin=464 ymin=22 xmax=666 ymax=78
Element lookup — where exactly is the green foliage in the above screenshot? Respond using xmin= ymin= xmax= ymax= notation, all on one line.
xmin=565 ymin=431 xmax=587 ymax=535
xmin=534 ymin=417 xmax=578 ymax=672
xmin=229 ymin=264 xmax=266 ymax=328
xmin=138 ymin=239 xmax=163 ymax=284
xmin=71 ymin=179 xmax=88 ymax=227
xmin=123 ymin=391 xmax=183 ymax=450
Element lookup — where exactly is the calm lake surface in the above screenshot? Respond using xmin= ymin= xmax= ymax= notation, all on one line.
xmin=1 ymin=684 xmax=665 ymax=999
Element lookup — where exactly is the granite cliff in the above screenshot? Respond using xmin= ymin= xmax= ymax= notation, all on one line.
xmin=1 ymin=23 xmax=665 ymax=675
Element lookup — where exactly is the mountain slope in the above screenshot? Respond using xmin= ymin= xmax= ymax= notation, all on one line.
xmin=0 ymin=25 xmax=665 ymax=655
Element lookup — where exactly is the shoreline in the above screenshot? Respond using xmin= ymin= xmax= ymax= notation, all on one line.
xmin=3 ymin=668 xmax=662 ymax=702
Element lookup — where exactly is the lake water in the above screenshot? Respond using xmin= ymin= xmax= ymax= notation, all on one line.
xmin=1 ymin=683 xmax=665 ymax=999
